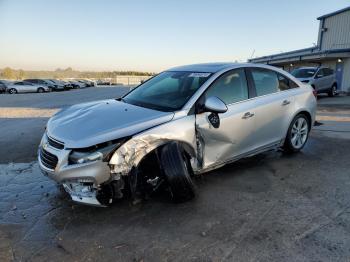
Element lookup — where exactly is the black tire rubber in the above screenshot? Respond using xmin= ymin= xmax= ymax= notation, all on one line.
xmin=9 ymin=88 xmax=17 ymax=94
xmin=37 ymin=87 xmax=44 ymax=93
xmin=328 ymin=84 xmax=337 ymax=97
xmin=283 ymin=114 xmax=310 ymax=153
xmin=160 ymin=142 xmax=195 ymax=203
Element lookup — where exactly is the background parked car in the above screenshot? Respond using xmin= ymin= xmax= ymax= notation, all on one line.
xmin=7 ymin=81 xmax=49 ymax=94
xmin=96 ymin=79 xmax=111 ymax=85
xmin=55 ymin=79 xmax=73 ymax=90
xmin=24 ymin=79 xmax=55 ymax=92
xmin=81 ymin=79 xmax=96 ymax=87
xmin=44 ymin=79 xmax=65 ymax=91
xmin=0 ymin=80 xmax=11 ymax=93
xmin=69 ymin=80 xmax=85 ymax=89
xmin=291 ymin=67 xmax=337 ymax=96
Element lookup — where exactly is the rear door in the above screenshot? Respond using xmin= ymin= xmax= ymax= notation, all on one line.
xmin=195 ymin=68 xmax=257 ymax=168
xmin=314 ymin=68 xmax=327 ymax=91
xmin=26 ymin=82 xmax=37 ymax=92
xmin=14 ymin=82 xmax=25 ymax=92
xmin=247 ymin=68 xmax=296 ymax=149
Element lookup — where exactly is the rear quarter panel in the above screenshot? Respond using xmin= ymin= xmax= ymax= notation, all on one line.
xmin=292 ymin=85 xmax=317 ymax=127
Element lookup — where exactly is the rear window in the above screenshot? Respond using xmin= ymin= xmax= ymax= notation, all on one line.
xmin=251 ymin=69 xmax=279 ymax=96
xmin=277 ymin=74 xmax=299 ymax=91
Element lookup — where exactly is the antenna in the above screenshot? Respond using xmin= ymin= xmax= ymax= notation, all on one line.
xmin=250 ymin=49 xmax=255 ymax=59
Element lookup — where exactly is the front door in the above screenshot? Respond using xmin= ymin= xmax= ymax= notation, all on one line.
xmin=195 ymin=68 xmax=256 ymax=169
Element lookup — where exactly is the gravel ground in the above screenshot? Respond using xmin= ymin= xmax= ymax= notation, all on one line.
xmin=0 ymin=89 xmax=350 ymax=261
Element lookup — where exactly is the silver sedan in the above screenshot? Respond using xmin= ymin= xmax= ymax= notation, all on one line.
xmin=38 ymin=63 xmax=317 ymax=206
xmin=7 ymin=81 xmax=51 ymax=94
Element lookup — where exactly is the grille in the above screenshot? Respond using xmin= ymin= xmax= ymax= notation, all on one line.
xmin=40 ymin=148 xmax=58 ymax=170
xmin=47 ymin=136 xmax=64 ymax=149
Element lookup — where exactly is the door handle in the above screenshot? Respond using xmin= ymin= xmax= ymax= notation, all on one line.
xmin=282 ymin=100 xmax=291 ymax=106
xmin=242 ymin=112 xmax=254 ymax=119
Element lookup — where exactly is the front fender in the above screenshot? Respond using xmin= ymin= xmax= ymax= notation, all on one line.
xmin=109 ymin=115 xmax=197 ymax=175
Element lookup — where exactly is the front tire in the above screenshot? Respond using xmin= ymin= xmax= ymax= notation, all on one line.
xmin=160 ymin=142 xmax=196 ymax=203
xmin=283 ymin=114 xmax=310 ymax=153
xmin=37 ymin=87 xmax=44 ymax=93
xmin=9 ymin=88 xmax=17 ymax=94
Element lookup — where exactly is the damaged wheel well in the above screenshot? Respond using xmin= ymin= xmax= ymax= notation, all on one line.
xmin=136 ymin=141 xmax=195 ymax=174
xmin=128 ymin=142 xmax=195 ymax=199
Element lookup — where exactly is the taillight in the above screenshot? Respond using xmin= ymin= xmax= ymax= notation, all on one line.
xmin=312 ymin=89 xmax=317 ymax=98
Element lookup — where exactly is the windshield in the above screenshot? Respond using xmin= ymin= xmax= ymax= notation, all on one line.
xmin=291 ymin=68 xmax=316 ymax=78
xmin=123 ymin=71 xmax=212 ymax=111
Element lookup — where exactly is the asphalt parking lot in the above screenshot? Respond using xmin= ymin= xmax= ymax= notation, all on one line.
xmin=1 ymin=88 xmax=350 ymax=261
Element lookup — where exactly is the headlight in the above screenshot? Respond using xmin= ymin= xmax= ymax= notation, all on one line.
xmin=68 ymin=138 xmax=128 ymax=165
xmin=69 ymin=151 xmax=103 ymax=164
xmin=301 ymin=80 xmax=310 ymax=83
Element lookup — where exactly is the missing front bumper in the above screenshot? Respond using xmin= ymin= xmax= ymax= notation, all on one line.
xmin=62 ymin=183 xmax=106 ymax=207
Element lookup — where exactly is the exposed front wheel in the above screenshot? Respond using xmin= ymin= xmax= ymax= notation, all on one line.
xmin=160 ymin=142 xmax=196 ymax=203
xmin=283 ymin=114 xmax=310 ymax=153
xmin=37 ymin=87 xmax=44 ymax=93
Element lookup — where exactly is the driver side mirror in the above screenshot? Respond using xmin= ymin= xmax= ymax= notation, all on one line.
xmin=203 ymin=96 xmax=228 ymax=114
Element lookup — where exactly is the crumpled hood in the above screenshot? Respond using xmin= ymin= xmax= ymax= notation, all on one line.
xmin=47 ymin=99 xmax=174 ymax=148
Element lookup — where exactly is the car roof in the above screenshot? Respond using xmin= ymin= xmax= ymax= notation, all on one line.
xmin=168 ymin=63 xmax=248 ymax=73
xmin=167 ymin=62 xmax=288 ymax=73
xmin=295 ymin=67 xmax=318 ymax=70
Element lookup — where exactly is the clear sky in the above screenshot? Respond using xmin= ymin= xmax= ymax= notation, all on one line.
xmin=0 ymin=0 xmax=349 ymax=72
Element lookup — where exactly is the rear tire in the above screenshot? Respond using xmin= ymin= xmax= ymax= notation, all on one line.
xmin=283 ymin=114 xmax=310 ymax=153
xmin=9 ymin=88 xmax=17 ymax=94
xmin=160 ymin=142 xmax=195 ymax=203
xmin=328 ymin=84 xmax=337 ymax=97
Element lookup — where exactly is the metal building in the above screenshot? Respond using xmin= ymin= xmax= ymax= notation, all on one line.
xmin=249 ymin=6 xmax=350 ymax=93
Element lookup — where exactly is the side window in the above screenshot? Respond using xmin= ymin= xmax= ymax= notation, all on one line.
xmin=289 ymin=80 xmax=299 ymax=89
xmin=316 ymin=69 xmax=325 ymax=78
xmin=324 ymin=68 xmax=334 ymax=76
xmin=277 ymin=74 xmax=290 ymax=91
xmin=205 ymin=68 xmax=249 ymax=105
xmin=251 ymin=69 xmax=279 ymax=96
xmin=277 ymin=74 xmax=299 ymax=91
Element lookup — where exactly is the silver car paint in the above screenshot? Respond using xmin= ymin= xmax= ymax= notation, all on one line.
xmin=8 ymin=82 xmax=49 ymax=93
xmin=38 ymin=63 xmax=316 ymax=206
xmin=47 ymin=99 xmax=174 ymax=148
xmin=110 ymin=64 xmax=316 ymax=173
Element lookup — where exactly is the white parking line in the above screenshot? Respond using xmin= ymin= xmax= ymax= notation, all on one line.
xmin=0 ymin=107 xmax=59 ymax=118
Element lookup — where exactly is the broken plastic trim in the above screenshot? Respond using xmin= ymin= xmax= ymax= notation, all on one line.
xmin=109 ymin=137 xmax=198 ymax=175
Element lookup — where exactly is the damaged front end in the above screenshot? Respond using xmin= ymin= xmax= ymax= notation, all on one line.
xmin=38 ymin=134 xmax=130 ymax=207
xmin=38 ymin=114 xmax=199 ymax=207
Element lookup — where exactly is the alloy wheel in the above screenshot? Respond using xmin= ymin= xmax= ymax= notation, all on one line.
xmin=332 ymin=86 xmax=336 ymax=96
xmin=291 ymin=117 xmax=308 ymax=149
